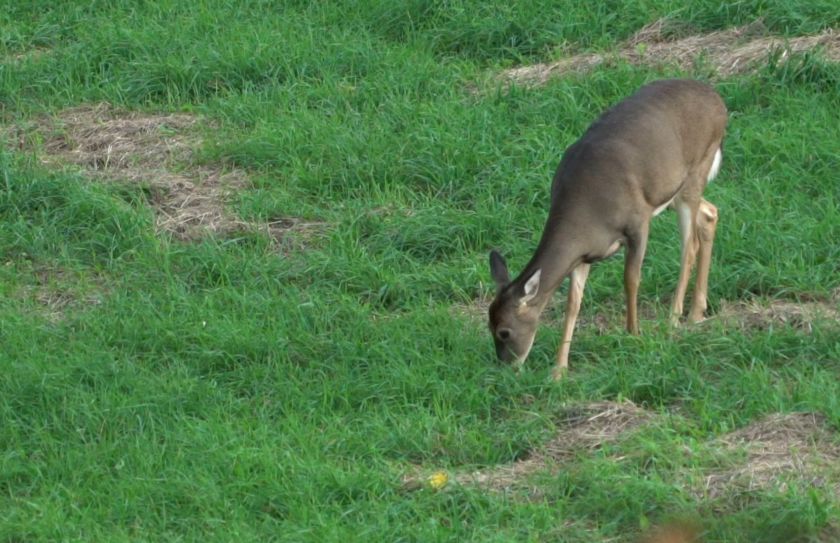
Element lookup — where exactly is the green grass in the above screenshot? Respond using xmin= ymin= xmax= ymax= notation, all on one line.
xmin=2 ymin=1 xmax=840 ymax=541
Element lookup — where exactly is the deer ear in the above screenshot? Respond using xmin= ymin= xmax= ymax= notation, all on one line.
xmin=489 ymin=250 xmax=510 ymax=288
xmin=520 ymin=269 xmax=541 ymax=304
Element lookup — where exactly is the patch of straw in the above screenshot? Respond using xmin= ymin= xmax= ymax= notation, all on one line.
xmin=17 ymin=267 xmax=107 ymax=323
xmin=500 ymin=23 xmax=840 ymax=86
xmin=699 ymin=412 xmax=840 ymax=499
xmin=403 ymin=400 xmax=655 ymax=493
xmin=714 ymin=299 xmax=840 ymax=334
xmin=6 ymin=103 xmax=323 ymax=243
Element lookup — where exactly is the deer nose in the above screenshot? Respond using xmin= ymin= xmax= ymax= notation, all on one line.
xmin=495 ymin=342 xmax=516 ymax=363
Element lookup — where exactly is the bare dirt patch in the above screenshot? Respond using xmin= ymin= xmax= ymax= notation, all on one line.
xmin=14 ymin=103 xmax=248 ymax=240
xmin=403 ymin=404 xmax=840 ymax=508
xmin=500 ymin=22 xmax=840 ymax=87
xmin=8 ymin=103 xmax=318 ymax=244
xmin=4 ymin=47 xmax=51 ymax=64
xmin=713 ymin=298 xmax=839 ymax=334
xmin=448 ymin=294 xmax=492 ymax=322
xmin=42 ymin=104 xmax=198 ymax=166
xmin=402 ymin=400 xmax=655 ymax=493
xmin=263 ymin=217 xmax=329 ymax=252
xmin=638 ymin=522 xmax=702 ymax=543
xmin=698 ymin=412 xmax=840 ymax=499
xmin=15 ymin=266 xmax=107 ymax=323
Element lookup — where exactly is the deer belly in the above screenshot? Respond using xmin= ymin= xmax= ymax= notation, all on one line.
xmin=605 ymin=240 xmax=622 ymax=256
xmin=583 ymin=239 xmax=623 ymax=263
xmin=652 ymin=195 xmax=676 ymax=217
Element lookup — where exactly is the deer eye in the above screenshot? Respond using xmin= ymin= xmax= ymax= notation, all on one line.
xmin=497 ymin=328 xmax=511 ymax=341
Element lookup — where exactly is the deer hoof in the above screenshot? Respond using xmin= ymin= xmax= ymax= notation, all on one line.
xmin=688 ymin=312 xmax=707 ymax=324
xmin=551 ymin=366 xmax=567 ymax=382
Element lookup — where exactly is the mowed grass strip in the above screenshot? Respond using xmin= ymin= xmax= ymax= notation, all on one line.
xmin=2 ymin=1 xmax=840 ymax=541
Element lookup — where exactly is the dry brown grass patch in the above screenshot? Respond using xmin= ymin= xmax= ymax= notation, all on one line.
xmin=402 ymin=400 xmax=655 ymax=493
xmin=698 ymin=412 xmax=840 ymax=499
xmin=7 ymin=103 xmax=321 ymax=244
xmin=15 ymin=266 xmax=107 ymax=323
xmin=500 ymin=22 xmax=840 ymax=87
xmin=714 ymin=298 xmax=839 ymax=334
xmin=261 ymin=217 xmax=330 ymax=251
xmin=448 ymin=294 xmax=492 ymax=322
xmin=39 ymin=103 xmax=199 ymax=168
xmin=4 ymin=47 xmax=52 ymax=64
xmin=14 ymin=103 xmax=248 ymax=240
xmin=638 ymin=521 xmax=702 ymax=543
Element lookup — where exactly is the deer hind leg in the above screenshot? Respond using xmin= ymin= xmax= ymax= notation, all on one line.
xmin=671 ymin=146 xmax=722 ymax=325
xmin=688 ymin=198 xmax=718 ymax=323
xmin=624 ymin=222 xmax=650 ymax=336
xmin=669 ymin=199 xmax=700 ymax=326
xmin=553 ymin=263 xmax=591 ymax=381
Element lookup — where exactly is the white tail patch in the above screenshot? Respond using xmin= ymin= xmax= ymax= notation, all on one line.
xmin=707 ymin=148 xmax=722 ymax=182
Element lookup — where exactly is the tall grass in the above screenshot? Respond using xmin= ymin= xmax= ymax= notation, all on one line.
xmin=2 ymin=1 xmax=839 ymax=541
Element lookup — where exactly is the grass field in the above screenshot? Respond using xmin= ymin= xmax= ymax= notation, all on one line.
xmin=2 ymin=1 xmax=840 ymax=541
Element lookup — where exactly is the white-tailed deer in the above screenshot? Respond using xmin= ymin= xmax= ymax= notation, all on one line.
xmin=488 ymin=79 xmax=726 ymax=380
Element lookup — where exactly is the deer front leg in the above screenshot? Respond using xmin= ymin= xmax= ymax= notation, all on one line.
xmin=553 ymin=263 xmax=591 ymax=381
xmin=688 ymin=199 xmax=718 ymax=323
xmin=624 ymin=223 xmax=650 ymax=336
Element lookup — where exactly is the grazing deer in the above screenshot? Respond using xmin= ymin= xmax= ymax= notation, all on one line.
xmin=488 ymin=79 xmax=726 ymax=380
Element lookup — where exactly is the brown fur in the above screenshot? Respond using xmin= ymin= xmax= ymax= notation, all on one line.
xmin=488 ymin=79 xmax=727 ymax=379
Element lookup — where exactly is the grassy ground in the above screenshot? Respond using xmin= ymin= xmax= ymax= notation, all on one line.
xmin=2 ymin=1 xmax=840 ymax=541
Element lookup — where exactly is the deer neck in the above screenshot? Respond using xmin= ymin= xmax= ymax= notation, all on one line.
xmin=516 ymin=227 xmax=583 ymax=311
